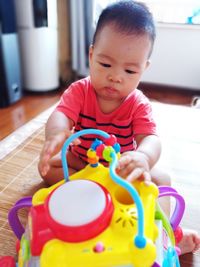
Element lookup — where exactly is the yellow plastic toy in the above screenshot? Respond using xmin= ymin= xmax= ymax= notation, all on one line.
xmin=7 ymin=129 xmax=185 ymax=267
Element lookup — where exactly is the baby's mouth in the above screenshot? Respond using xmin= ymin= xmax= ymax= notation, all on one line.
xmin=104 ymin=87 xmax=118 ymax=94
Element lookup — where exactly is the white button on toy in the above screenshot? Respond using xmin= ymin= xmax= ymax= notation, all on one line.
xmin=48 ymin=180 xmax=106 ymax=226
xmin=46 ymin=179 xmax=114 ymax=242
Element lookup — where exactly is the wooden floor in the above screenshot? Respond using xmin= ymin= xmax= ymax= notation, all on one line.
xmin=0 ymin=83 xmax=200 ymax=266
xmin=0 ymin=88 xmax=65 ymax=140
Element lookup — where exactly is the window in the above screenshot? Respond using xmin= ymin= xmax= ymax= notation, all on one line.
xmin=137 ymin=0 xmax=200 ymax=24
xmin=93 ymin=0 xmax=200 ymax=25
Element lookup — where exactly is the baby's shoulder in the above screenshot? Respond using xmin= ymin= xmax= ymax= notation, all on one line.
xmin=64 ymin=76 xmax=92 ymax=98
xmin=71 ymin=76 xmax=91 ymax=89
xmin=127 ymin=89 xmax=150 ymax=105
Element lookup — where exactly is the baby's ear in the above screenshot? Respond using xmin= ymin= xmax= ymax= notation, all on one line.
xmin=89 ymin=45 xmax=94 ymax=60
xmin=88 ymin=45 xmax=94 ymax=67
xmin=145 ymin=60 xmax=151 ymax=69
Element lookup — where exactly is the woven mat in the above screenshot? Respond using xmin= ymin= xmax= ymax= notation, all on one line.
xmin=0 ymin=107 xmax=54 ymax=258
xmin=0 ymin=102 xmax=199 ymax=265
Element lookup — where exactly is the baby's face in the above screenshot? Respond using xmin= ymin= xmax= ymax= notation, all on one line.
xmin=89 ymin=24 xmax=151 ymax=102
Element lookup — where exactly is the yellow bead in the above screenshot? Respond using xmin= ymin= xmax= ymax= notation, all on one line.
xmin=87 ymin=148 xmax=96 ymax=158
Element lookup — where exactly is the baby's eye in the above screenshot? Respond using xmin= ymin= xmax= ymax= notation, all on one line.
xmin=99 ymin=62 xmax=111 ymax=68
xmin=125 ymin=69 xmax=136 ymax=74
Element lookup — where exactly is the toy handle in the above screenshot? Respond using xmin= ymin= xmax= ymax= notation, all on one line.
xmin=8 ymin=196 xmax=32 ymax=240
xmin=158 ymin=186 xmax=185 ymax=230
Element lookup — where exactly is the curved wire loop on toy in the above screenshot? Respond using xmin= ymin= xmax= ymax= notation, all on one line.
xmin=61 ymin=129 xmax=146 ymax=248
xmin=61 ymin=129 xmax=110 ymax=181
xmin=158 ymin=186 xmax=185 ymax=230
xmin=8 ymin=196 xmax=33 ymax=240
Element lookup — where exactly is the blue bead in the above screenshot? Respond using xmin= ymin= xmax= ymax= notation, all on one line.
xmin=113 ymin=142 xmax=120 ymax=153
xmin=91 ymin=139 xmax=103 ymax=150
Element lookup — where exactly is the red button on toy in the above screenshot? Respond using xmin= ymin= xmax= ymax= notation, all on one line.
xmin=93 ymin=242 xmax=105 ymax=253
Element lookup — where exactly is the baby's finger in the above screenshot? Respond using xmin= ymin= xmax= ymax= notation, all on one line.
xmin=40 ymin=138 xmax=56 ymax=156
xmin=126 ymin=168 xmax=144 ymax=183
xmin=143 ymin=171 xmax=151 ymax=185
xmin=40 ymin=164 xmax=49 ymax=177
xmin=117 ymin=154 xmax=132 ymax=169
xmin=117 ymin=161 xmax=136 ymax=178
xmin=70 ymin=138 xmax=81 ymax=146
xmin=38 ymin=159 xmax=49 ymax=177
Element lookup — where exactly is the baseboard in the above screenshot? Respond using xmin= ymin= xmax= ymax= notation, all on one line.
xmin=139 ymin=82 xmax=200 ymax=95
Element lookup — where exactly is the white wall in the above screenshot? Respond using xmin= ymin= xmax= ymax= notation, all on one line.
xmin=142 ymin=24 xmax=200 ymax=91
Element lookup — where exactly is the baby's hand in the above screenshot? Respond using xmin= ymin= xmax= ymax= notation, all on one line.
xmin=38 ymin=130 xmax=80 ymax=177
xmin=116 ymin=151 xmax=151 ymax=184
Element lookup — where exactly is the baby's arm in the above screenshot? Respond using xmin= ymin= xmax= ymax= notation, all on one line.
xmin=38 ymin=110 xmax=79 ymax=177
xmin=117 ymin=134 xmax=161 ymax=183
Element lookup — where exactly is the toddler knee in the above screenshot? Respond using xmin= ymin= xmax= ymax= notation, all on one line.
xmin=161 ymin=171 xmax=171 ymax=186
xmin=150 ymin=167 xmax=171 ymax=187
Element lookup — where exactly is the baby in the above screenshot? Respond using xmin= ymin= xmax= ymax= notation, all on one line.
xmin=38 ymin=0 xmax=200 ymax=255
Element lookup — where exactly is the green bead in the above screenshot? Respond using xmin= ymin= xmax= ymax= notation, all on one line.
xmin=103 ymin=146 xmax=115 ymax=162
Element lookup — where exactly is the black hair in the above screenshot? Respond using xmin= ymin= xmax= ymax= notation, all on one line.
xmin=92 ymin=0 xmax=156 ymax=56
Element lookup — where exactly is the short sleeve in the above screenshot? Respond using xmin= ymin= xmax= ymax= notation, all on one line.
xmin=56 ymin=81 xmax=85 ymax=124
xmin=132 ymin=94 xmax=157 ymax=136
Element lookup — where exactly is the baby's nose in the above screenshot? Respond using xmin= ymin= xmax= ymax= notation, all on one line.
xmin=108 ymin=75 xmax=122 ymax=83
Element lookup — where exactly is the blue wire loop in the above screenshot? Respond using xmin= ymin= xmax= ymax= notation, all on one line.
xmin=61 ymin=129 xmax=146 ymax=248
xmin=61 ymin=129 xmax=110 ymax=180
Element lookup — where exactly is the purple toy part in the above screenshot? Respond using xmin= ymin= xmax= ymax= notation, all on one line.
xmin=158 ymin=186 xmax=185 ymax=230
xmin=8 ymin=196 xmax=32 ymax=240
xmin=152 ymin=263 xmax=160 ymax=267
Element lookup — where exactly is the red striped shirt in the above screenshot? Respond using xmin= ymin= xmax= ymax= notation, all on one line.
xmin=56 ymin=77 xmax=157 ymax=164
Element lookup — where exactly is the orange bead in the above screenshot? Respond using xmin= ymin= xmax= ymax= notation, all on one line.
xmin=88 ymin=157 xmax=99 ymax=164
